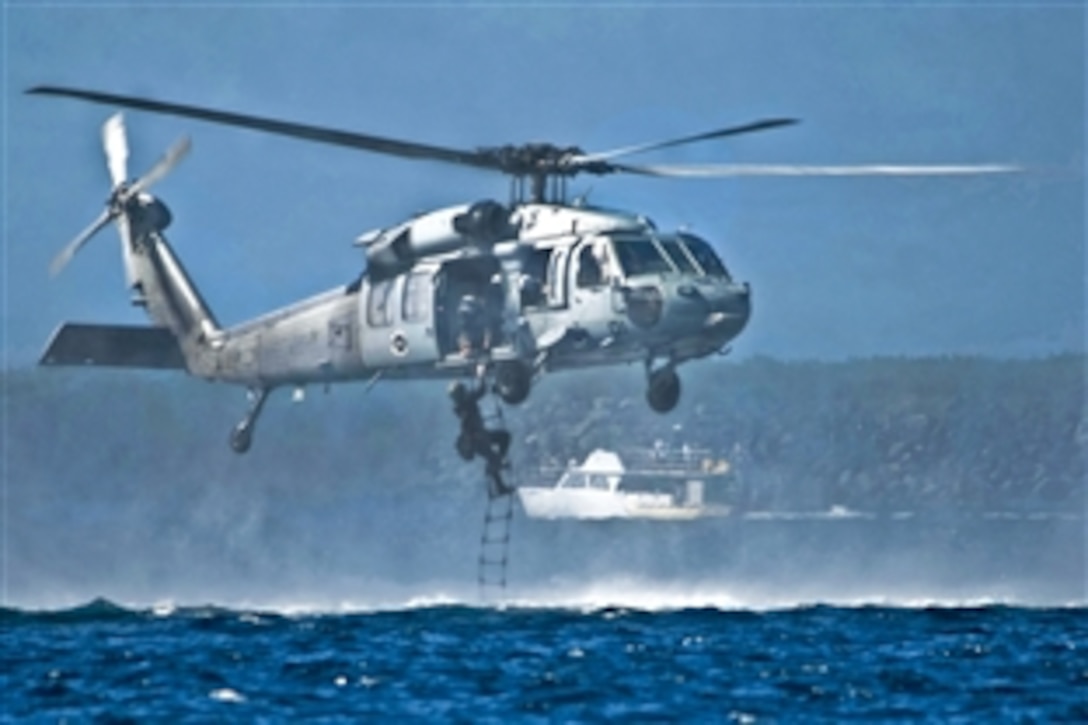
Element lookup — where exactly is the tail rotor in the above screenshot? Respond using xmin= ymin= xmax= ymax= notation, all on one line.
xmin=50 ymin=112 xmax=190 ymax=277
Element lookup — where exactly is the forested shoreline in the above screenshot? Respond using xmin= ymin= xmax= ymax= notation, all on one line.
xmin=5 ymin=355 xmax=1085 ymax=512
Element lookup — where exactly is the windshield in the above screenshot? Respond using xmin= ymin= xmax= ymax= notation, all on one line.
xmin=659 ymin=238 xmax=698 ymax=274
xmin=678 ymin=233 xmax=731 ymax=279
xmin=612 ymin=238 xmax=674 ymax=277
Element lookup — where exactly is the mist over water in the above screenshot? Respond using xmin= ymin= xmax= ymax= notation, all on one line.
xmin=8 ymin=474 xmax=1083 ymax=613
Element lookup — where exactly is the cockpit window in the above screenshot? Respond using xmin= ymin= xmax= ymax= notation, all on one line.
xmin=679 ymin=233 xmax=731 ymax=279
xmin=660 ymin=238 xmax=698 ymax=274
xmin=612 ymin=238 xmax=674 ymax=277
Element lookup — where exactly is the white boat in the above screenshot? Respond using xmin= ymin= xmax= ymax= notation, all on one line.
xmin=517 ymin=449 xmax=730 ymax=521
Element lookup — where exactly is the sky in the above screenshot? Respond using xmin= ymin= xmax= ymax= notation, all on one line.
xmin=3 ymin=2 xmax=1084 ymax=366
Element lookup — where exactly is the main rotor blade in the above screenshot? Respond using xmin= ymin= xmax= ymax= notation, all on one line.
xmin=128 ymin=134 xmax=192 ymax=196
xmin=611 ymin=162 xmax=1022 ymax=177
xmin=50 ymin=208 xmax=114 ymax=277
xmin=572 ymin=118 xmax=799 ymax=165
xmin=28 ymin=85 xmax=499 ymax=171
xmin=102 ymin=113 xmax=128 ymax=188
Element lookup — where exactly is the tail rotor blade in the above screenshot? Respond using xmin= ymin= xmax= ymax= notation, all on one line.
xmin=102 ymin=113 xmax=129 ymax=188
xmin=50 ymin=208 xmax=114 ymax=277
xmin=128 ymin=135 xmax=191 ymax=196
xmin=50 ymin=114 xmax=190 ymax=278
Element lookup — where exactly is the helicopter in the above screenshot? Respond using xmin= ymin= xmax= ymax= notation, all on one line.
xmin=28 ymin=86 xmax=1017 ymax=454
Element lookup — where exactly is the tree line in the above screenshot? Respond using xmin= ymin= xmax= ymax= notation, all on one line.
xmin=5 ymin=354 xmax=1084 ymax=513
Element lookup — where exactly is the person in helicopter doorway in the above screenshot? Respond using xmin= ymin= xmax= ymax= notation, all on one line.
xmin=456 ymin=293 xmax=492 ymax=359
xmin=449 ymin=378 xmax=513 ymax=497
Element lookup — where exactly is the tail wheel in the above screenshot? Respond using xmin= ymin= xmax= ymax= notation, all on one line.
xmin=646 ymin=368 xmax=681 ymax=413
xmin=230 ymin=422 xmax=253 ymax=454
xmin=494 ymin=361 xmax=532 ymax=405
xmin=228 ymin=387 xmax=270 ymax=454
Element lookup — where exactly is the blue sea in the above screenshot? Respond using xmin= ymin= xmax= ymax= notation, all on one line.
xmin=3 ymin=596 xmax=1086 ymax=722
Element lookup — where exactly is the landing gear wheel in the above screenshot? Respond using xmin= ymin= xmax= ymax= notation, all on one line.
xmin=228 ymin=387 xmax=270 ymax=454
xmin=494 ymin=361 xmax=532 ymax=405
xmin=646 ymin=368 xmax=681 ymax=413
xmin=230 ymin=422 xmax=253 ymax=454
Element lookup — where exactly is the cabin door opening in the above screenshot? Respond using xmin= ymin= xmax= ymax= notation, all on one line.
xmin=436 ymin=256 xmax=504 ymax=359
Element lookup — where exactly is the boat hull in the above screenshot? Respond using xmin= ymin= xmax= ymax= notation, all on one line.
xmin=517 ymin=487 xmax=707 ymax=521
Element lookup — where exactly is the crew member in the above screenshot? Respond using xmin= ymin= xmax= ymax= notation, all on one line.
xmin=449 ymin=378 xmax=513 ymax=497
xmin=456 ymin=294 xmax=491 ymax=358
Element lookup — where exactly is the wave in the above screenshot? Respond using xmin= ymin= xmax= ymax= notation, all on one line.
xmin=4 ymin=585 xmax=1084 ymax=622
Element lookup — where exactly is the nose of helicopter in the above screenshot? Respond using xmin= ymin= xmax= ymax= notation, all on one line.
xmin=702 ymin=281 xmax=751 ymax=340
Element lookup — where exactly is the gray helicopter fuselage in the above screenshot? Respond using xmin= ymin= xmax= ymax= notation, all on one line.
xmin=202 ymin=201 xmax=750 ymax=390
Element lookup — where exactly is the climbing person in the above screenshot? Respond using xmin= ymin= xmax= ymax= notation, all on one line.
xmin=449 ymin=377 xmax=513 ymax=497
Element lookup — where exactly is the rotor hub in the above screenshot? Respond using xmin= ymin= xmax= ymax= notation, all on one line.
xmin=477 ymin=143 xmax=609 ymax=177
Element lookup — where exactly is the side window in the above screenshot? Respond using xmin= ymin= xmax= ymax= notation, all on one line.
xmin=367 ymin=279 xmax=395 ymax=327
xmin=402 ymin=272 xmax=430 ymax=322
xmin=576 ymin=245 xmax=603 ymax=288
xmin=519 ymin=249 xmax=550 ymax=308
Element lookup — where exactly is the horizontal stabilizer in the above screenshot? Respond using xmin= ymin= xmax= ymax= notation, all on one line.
xmin=40 ymin=323 xmax=186 ymax=369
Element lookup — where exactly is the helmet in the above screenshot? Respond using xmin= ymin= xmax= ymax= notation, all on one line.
xmin=448 ymin=380 xmax=467 ymax=401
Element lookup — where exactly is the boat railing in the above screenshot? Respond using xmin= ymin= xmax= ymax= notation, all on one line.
xmin=618 ymin=447 xmax=731 ymax=475
xmin=534 ymin=447 xmax=732 ymax=484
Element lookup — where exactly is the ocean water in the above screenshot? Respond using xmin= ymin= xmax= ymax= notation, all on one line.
xmin=2 ymin=598 xmax=1086 ymax=722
